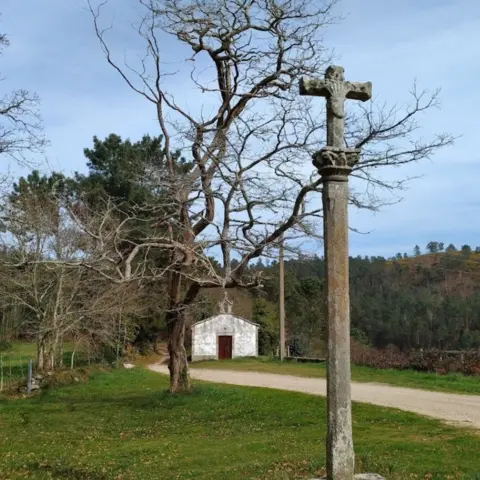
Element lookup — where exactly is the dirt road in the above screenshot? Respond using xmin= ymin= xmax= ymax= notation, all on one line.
xmin=148 ymin=364 xmax=480 ymax=429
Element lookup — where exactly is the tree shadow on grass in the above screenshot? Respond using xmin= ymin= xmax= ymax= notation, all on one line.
xmin=3 ymin=386 xmax=207 ymax=421
xmin=28 ymin=462 xmax=109 ymax=480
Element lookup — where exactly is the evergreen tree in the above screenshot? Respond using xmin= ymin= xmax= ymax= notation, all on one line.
xmin=72 ymin=134 xmax=191 ymax=352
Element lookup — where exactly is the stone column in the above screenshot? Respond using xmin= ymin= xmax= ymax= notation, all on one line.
xmin=315 ymin=146 xmax=359 ymax=480
xmin=301 ymin=66 xmax=384 ymax=480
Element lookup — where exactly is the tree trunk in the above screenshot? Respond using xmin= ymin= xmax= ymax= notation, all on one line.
xmin=166 ymin=308 xmax=190 ymax=393
xmin=48 ymin=349 xmax=55 ymax=372
xmin=58 ymin=338 xmax=64 ymax=368
xmin=36 ymin=335 xmax=46 ymax=372
xmin=164 ymin=241 xmax=200 ymax=393
xmin=71 ymin=349 xmax=76 ymax=370
xmin=45 ymin=332 xmax=62 ymax=372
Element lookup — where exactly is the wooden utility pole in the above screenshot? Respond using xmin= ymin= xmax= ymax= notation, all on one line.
xmin=279 ymin=232 xmax=286 ymax=360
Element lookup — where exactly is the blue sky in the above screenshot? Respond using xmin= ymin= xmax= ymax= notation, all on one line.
xmin=1 ymin=0 xmax=479 ymax=258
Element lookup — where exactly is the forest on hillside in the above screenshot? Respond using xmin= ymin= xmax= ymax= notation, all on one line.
xmin=250 ymin=247 xmax=480 ymax=357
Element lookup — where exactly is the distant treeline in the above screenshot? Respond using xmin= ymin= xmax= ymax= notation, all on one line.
xmin=249 ymin=244 xmax=480 ymax=357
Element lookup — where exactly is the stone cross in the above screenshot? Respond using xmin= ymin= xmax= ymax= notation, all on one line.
xmin=300 ymin=66 xmax=371 ymax=149
xmin=219 ymin=290 xmax=233 ymax=315
xmin=300 ymin=66 xmax=382 ymax=480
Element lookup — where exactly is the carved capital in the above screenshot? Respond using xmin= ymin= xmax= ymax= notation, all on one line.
xmin=313 ymin=146 xmax=360 ymax=181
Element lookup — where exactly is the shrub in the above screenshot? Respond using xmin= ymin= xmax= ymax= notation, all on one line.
xmin=351 ymin=339 xmax=410 ymax=370
xmin=350 ymin=340 xmax=480 ymax=375
xmin=0 ymin=339 xmax=12 ymax=353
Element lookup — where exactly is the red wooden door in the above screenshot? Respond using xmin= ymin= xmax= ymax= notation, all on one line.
xmin=218 ymin=336 xmax=232 ymax=360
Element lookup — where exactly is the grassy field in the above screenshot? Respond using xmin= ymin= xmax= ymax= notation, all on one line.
xmin=191 ymin=357 xmax=480 ymax=395
xmin=0 ymin=342 xmax=93 ymax=392
xmin=1 ymin=341 xmax=37 ymax=362
xmin=0 ymin=341 xmax=37 ymax=388
xmin=1 ymin=368 xmax=480 ymax=479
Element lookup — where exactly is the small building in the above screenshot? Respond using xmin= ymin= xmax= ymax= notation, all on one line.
xmin=191 ymin=311 xmax=259 ymax=361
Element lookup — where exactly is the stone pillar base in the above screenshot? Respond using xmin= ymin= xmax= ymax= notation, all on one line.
xmin=314 ymin=474 xmax=385 ymax=480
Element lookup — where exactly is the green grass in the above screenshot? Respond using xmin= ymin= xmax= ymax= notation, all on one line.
xmin=0 ymin=342 xmax=90 ymax=390
xmin=1 ymin=368 xmax=480 ymax=479
xmin=191 ymin=357 xmax=480 ymax=395
xmin=0 ymin=341 xmax=37 ymax=384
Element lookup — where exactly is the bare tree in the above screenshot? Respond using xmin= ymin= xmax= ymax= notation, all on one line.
xmin=0 ymin=175 xmax=145 ymax=371
xmin=0 ymin=19 xmax=46 ymax=164
xmin=66 ymin=0 xmax=454 ymax=392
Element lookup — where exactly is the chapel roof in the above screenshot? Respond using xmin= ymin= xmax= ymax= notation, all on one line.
xmin=191 ymin=313 xmax=260 ymax=329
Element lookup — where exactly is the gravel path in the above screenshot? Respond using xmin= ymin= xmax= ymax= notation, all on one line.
xmin=148 ymin=364 xmax=480 ymax=429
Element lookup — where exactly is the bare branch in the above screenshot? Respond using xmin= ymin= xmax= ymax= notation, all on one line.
xmin=0 ymin=23 xmax=47 ymax=164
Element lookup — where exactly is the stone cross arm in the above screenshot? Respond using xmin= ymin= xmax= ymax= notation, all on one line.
xmin=299 ymin=69 xmax=372 ymax=102
xmin=299 ymin=65 xmax=372 ymax=150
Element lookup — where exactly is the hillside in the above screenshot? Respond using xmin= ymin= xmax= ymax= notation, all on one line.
xmin=251 ymin=246 xmax=480 ymax=357
xmin=392 ymin=250 xmax=480 ymax=297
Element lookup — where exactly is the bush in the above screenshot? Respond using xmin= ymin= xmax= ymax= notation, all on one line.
xmin=350 ymin=339 xmax=480 ymax=375
xmin=252 ymin=298 xmax=279 ymax=356
xmin=351 ymin=327 xmax=370 ymax=347
xmin=351 ymin=339 xmax=410 ymax=370
xmin=8 ymin=366 xmax=111 ymax=396
xmin=408 ymin=350 xmax=480 ymax=375
xmin=289 ymin=336 xmax=307 ymax=357
xmin=0 ymin=339 xmax=12 ymax=353
xmin=39 ymin=367 xmax=109 ymax=390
